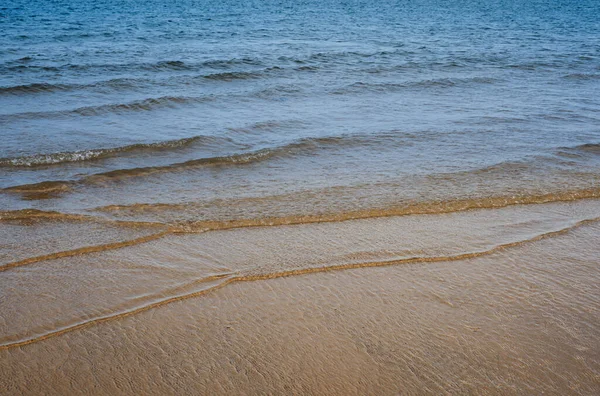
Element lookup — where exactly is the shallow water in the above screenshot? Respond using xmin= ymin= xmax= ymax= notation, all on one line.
xmin=2 ymin=202 xmax=600 ymax=394
xmin=1 ymin=0 xmax=600 ymax=221
xmin=1 ymin=0 xmax=600 ymax=394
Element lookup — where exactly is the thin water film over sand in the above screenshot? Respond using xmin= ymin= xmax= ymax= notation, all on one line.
xmin=2 ymin=202 xmax=600 ymax=393
xmin=1 ymin=0 xmax=600 ymax=394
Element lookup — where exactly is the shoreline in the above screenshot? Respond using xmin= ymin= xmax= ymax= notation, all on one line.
xmin=2 ymin=199 xmax=600 ymax=394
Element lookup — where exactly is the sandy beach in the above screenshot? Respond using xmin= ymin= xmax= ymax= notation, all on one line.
xmin=2 ymin=0 xmax=600 ymax=393
xmin=2 ymin=200 xmax=600 ymax=394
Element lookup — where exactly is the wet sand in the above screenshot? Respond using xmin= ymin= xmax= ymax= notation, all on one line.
xmin=1 ymin=201 xmax=600 ymax=394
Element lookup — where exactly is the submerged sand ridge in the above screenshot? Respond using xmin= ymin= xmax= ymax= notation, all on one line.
xmin=0 ymin=200 xmax=599 ymax=394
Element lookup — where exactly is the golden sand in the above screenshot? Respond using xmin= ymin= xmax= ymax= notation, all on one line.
xmin=1 ymin=200 xmax=599 ymax=394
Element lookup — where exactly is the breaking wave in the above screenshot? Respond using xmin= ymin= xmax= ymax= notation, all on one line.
xmin=0 ymin=135 xmax=218 ymax=167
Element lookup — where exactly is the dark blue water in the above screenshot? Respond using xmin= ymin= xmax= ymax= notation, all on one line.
xmin=1 ymin=0 xmax=599 ymax=223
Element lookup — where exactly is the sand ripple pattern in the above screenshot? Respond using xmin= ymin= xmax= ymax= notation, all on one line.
xmin=2 ymin=201 xmax=599 ymax=350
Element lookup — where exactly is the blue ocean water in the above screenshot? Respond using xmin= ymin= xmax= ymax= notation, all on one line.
xmin=1 ymin=0 xmax=599 ymax=222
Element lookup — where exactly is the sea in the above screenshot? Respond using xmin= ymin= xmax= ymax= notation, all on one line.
xmin=1 ymin=0 xmax=599 ymax=223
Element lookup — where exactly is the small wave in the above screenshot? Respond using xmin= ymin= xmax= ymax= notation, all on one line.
xmin=0 ymin=82 xmax=71 ymax=95
xmin=0 ymin=77 xmax=157 ymax=96
xmin=82 ymin=145 xmax=303 ymax=181
xmin=132 ymin=57 xmax=264 ymax=71
xmin=1 ymin=95 xmax=210 ymax=121
xmin=252 ymin=84 xmax=304 ymax=99
xmin=331 ymin=76 xmax=498 ymax=94
xmin=203 ymin=71 xmax=262 ymax=81
xmin=1 ymin=149 xmax=287 ymax=198
xmin=296 ymin=65 xmax=318 ymax=71
xmin=227 ymin=120 xmax=293 ymax=134
xmin=73 ymin=95 xmax=199 ymax=115
xmin=1 ymin=129 xmax=375 ymax=170
xmin=4 ymin=180 xmax=72 ymax=192
xmin=0 ymin=209 xmax=91 ymax=222
xmin=0 ymin=135 xmax=212 ymax=167
xmin=556 ymin=143 xmax=600 ymax=157
xmin=3 ymin=180 xmax=73 ymax=200
xmin=414 ymin=76 xmax=499 ymax=87
xmin=575 ymin=143 xmax=600 ymax=153
xmin=305 ymin=50 xmax=403 ymax=63
xmin=1 ymin=230 xmax=170 ymax=272
xmin=0 ymin=209 xmax=167 ymax=231
xmin=201 ymin=57 xmax=263 ymax=68
xmin=562 ymin=73 xmax=600 ymax=80
xmin=504 ymin=60 xmax=561 ymax=70
xmin=149 ymin=60 xmax=190 ymax=70
xmin=0 ymin=57 xmax=264 ymax=75
xmin=2 ymin=64 xmax=61 ymax=72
